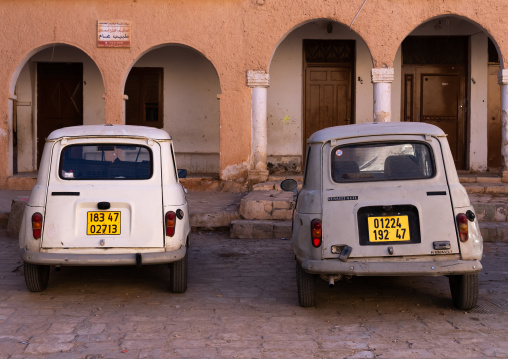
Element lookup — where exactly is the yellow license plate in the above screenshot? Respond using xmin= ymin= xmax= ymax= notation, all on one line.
xmin=368 ymin=215 xmax=410 ymax=242
xmin=87 ymin=211 xmax=121 ymax=235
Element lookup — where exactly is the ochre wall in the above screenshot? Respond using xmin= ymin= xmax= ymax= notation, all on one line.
xmin=0 ymin=0 xmax=506 ymax=184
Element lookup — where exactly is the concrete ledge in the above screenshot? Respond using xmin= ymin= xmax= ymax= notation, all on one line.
xmin=180 ymin=177 xmax=221 ymax=191
xmin=0 ymin=213 xmax=8 ymax=229
xmin=463 ymin=183 xmax=508 ymax=195
xmin=230 ymin=219 xmax=292 ymax=239
xmin=479 ymin=222 xmax=508 ymax=242
xmin=7 ymin=197 xmax=29 ymax=238
xmin=190 ymin=212 xmax=241 ymax=230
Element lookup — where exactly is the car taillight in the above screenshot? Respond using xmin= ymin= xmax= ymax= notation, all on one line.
xmin=456 ymin=213 xmax=468 ymax=242
xmin=165 ymin=211 xmax=176 ymax=237
xmin=311 ymin=219 xmax=322 ymax=247
xmin=32 ymin=212 xmax=43 ymax=239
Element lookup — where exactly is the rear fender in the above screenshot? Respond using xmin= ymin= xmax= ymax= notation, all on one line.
xmin=454 ymin=205 xmax=483 ymax=260
xmin=19 ymin=206 xmax=45 ymax=253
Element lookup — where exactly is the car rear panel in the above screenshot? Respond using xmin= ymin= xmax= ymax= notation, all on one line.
xmin=321 ymin=135 xmax=459 ymax=259
xmin=41 ymin=138 xmax=164 ymax=249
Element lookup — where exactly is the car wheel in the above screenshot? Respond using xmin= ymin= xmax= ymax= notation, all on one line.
xmin=23 ymin=261 xmax=50 ymax=292
xmin=449 ymin=273 xmax=478 ymax=310
xmin=169 ymin=251 xmax=188 ymax=293
xmin=296 ymin=261 xmax=316 ymax=307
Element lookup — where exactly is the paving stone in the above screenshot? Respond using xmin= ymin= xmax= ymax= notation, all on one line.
xmin=1 ymin=230 xmax=508 ymax=357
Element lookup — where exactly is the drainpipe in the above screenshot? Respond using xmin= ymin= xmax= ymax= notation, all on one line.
xmin=498 ymin=69 xmax=508 ymax=182
xmin=247 ymin=70 xmax=270 ymax=185
xmin=372 ymin=68 xmax=394 ymax=122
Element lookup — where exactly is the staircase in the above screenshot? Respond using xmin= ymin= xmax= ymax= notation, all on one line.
xmin=230 ymin=173 xmax=508 ymax=242
xmin=230 ymin=175 xmax=300 ymax=239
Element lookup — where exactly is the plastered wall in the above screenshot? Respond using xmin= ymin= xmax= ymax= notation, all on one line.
xmin=0 ymin=0 xmax=507 ymax=186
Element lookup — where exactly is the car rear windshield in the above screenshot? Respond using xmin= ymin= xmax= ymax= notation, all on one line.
xmin=331 ymin=142 xmax=434 ymax=182
xmin=59 ymin=144 xmax=153 ymax=180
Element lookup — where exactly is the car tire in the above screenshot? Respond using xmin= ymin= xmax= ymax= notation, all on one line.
xmin=296 ymin=261 xmax=316 ymax=307
xmin=449 ymin=273 xmax=478 ymax=310
xmin=169 ymin=251 xmax=188 ymax=293
xmin=23 ymin=261 xmax=50 ymax=292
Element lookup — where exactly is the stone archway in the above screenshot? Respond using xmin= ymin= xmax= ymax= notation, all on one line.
xmin=395 ymin=15 xmax=504 ymax=172
xmin=124 ymin=45 xmax=221 ymax=175
xmin=267 ymin=20 xmax=374 ymax=174
xmin=10 ymin=44 xmax=105 ymax=175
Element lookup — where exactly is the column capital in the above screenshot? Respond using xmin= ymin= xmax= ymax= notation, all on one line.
xmin=247 ymin=70 xmax=270 ymax=88
xmin=371 ymin=68 xmax=394 ymax=84
xmin=498 ymin=69 xmax=508 ymax=85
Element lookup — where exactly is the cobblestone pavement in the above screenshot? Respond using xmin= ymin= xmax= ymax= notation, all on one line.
xmin=1 ymin=229 xmax=507 ymax=358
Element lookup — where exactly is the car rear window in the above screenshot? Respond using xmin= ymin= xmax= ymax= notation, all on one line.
xmin=59 ymin=144 xmax=153 ymax=180
xmin=331 ymin=142 xmax=434 ymax=182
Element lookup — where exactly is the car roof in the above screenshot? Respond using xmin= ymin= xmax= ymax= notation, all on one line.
xmin=308 ymin=122 xmax=446 ymax=144
xmin=46 ymin=125 xmax=172 ymax=141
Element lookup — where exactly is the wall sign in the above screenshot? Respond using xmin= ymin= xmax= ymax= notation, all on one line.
xmin=97 ymin=21 xmax=131 ymax=48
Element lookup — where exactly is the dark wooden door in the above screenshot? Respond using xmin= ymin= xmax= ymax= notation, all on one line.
xmin=37 ymin=63 xmax=83 ymax=167
xmin=125 ymin=67 xmax=163 ymax=128
xmin=303 ymin=40 xmax=354 ymax=160
xmin=487 ymin=63 xmax=502 ymax=168
xmin=402 ymin=66 xmax=466 ymax=169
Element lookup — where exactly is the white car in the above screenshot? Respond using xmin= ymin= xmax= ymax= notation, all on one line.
xmin=282 ymin=122 xmax=483 ymax=310
xmin=19 ymin=125 xmax=190 ymax=292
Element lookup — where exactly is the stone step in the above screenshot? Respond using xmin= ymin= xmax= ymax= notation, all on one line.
xmin=239 ymin=190 xmax=294 ymax=220
xmin=463 ymin=183 xmax=508 ymax=195
xmin=469 ymin=194 xmax=508 ymax=222
xmin=268 ymin=174 xmax=304 ymax=182
xmin=479 ymin=222 xmax=508 ymax=243
xmin=230 ymin=219 xmax=292 ymax=239
xmin=458 ymin=173 xmax=502 ymax=184
xmin=252 ymin=180 xmax=303 ymax=191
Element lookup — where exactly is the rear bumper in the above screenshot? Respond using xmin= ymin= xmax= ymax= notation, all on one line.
xmin=21 ymin=246 xmax=186 ymax=266
xmin=301 ymin=258 xmax=482 ymax=276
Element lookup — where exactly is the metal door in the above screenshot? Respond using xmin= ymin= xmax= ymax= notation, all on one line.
xmin=402 ymin=66 xmax=466 ymax=169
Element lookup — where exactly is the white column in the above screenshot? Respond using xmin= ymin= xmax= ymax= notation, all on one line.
xmin=247 ymin=70 xmax=269 ymax=184
xmin=371 ymin=68 xmax=395 ymax=122
xmin=498 ymin=69 xmax=508 ymax=181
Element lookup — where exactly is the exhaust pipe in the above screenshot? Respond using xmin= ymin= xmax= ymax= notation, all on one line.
xmin=329 ymin=276 xmax=335 ymax=288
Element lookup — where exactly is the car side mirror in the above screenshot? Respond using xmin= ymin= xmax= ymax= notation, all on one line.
xmin=280 ymin=178 xmax=298 ymax=195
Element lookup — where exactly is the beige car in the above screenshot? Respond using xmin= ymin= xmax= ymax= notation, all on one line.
xmin=282 ymin=122 xmax=482 ymax=310
xmin=19 ymin=125 xmax=190 ymax=293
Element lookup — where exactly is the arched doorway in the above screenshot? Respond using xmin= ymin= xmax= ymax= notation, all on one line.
xmin=124 ymin=45 xmax=221 ymax=175
xmin=396 ymin=16 xmax=503 ymax=171
xmin=267 ymin=20 xmax=373 ymax=173
xmin=12 ymin=44 xmax=105 ymax=173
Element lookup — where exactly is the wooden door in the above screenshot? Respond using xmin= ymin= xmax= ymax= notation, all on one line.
xmin=304 ymin=67 xmax=352 ymax=139
xmin=487 ymin=63 xmax=502 ymax=168
xmin=402 ymin=66 xmax=466 ymax=169
xmin=37 ymin=63 xmax=83 ymax=167
xmin=303 ymin=40 xmax=354 ymax=160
